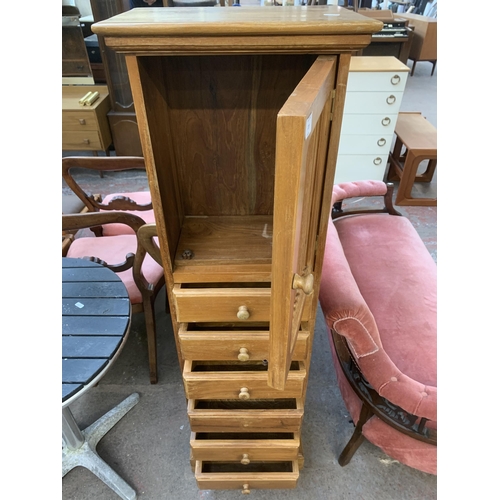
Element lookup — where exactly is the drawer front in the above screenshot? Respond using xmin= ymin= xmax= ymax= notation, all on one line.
xmin=187 ymin=398 xmax=304 ymax=433
xmin=62 ymin=130 xmax=103 ymax=151
xmin=62 ymin=110 xmax=98 ymax=130
xmin=343 ymin=91 xmax=404 ymax=114
xmin=334 ymin=154 xmax=389 ymax=184
xmin=340 ymin=113 xmax=399 ymax=135
xmin=195 ymin=460 xmax=299 ymax=491
xmin=178 ymin=325 xmax=310 ymax=362
xmin=173 ymin=285 xmax=271 ymax=323
xmin=346 ymin=71 xmax=408 ymax=92
xmin=183 ymin=361 xmax=306 ymax=400
xmin=190 ymin=432 xmax=300 ymax=462
xmin=339 ymin=134 xmax=393 ymax=155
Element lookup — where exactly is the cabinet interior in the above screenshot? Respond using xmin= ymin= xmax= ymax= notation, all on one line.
xmin=136 ymin=53 xmax=319 ymax=280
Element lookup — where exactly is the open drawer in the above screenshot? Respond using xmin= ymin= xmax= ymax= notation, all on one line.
xmin=178 ymin=323 xmax=310 ymax=362
xmin=194 ymin=459 xmax=299 ymax=491
xmin=190 ymin=431 xmax=300 ymax=462
xmin=187 ymin=398 xmax=304 ymax=433
xmin=183 ymin=360 xmax=306 ymax=400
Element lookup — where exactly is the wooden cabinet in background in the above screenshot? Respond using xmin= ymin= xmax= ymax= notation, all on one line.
xmin=62 ymin=85 xmax=112 ymax=154
xmin=93 ymin=6 xmax=382 ymax=493
xmin=399 ymin=13 xmax=437 ymax=75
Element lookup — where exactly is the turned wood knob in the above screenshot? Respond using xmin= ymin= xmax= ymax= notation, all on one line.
xmin=237 ymin=305 xmax=250 ymax=320
xmin=79 ymin=119 xmax=86 ymax=125
xmin=242 ymin=483 xmax=250 ymax=494
xmin=239 ymin=387 xmax=250 ymax=400
xmin=238 ymin=348 xmax=250 ymax=362
xmin=241 ymin=454 xmax=250 ymax=465
xmin=292 ymin=273 xmax=314 ymax=295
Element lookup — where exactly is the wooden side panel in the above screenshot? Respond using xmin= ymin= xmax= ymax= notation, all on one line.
xmin=268 ymin=56 xmax=336 ymax=390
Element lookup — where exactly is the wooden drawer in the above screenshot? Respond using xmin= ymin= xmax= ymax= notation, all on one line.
xmin=190 ymin=431 xmax=300 ymax=462
xmin=62 ymin=130 xmax=103 ymax=150
xmin=335 ymin=154 xmax=389 ymax=184
xmin=178 ymin=323 xmax=310 ymax=362
xmin=173 ymin=284 xmax=312 ymax=323
xmin=340 ymin=113 xmax=399 ymax=135
xmin=338 ymin=134 xmax=393 ymax=155
xmin=343 ymin=91 xmax=404 ymax=114
xmin=183 ymin=360 xmax=306 ymax=400
xmin=346 ymin=71 xmax=408 ymax=92
xmin=187 ymin=398 xmax=304 ymax=433
xmin=62 ymin=110 xmax=98 ymax=130
xmin=194 ymin=460 xmax=299 ymax=491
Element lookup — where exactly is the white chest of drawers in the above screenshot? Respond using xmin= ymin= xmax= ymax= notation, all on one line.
xmin=335 ymin=57 xmax=410 ymax=184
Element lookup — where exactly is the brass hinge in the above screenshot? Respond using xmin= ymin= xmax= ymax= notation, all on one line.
xmin=330 ymin=89 xmax=336 ymax=121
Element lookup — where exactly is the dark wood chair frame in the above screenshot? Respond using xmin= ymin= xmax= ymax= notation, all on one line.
xmin=329 ymin=182 xmax=436 ymax=466
xmin=62 ymin=211 xmax=164 ymax=384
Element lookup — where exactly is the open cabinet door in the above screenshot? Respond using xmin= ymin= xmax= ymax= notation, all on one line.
xmin=268 ymin=56 xmax=337 ymax=390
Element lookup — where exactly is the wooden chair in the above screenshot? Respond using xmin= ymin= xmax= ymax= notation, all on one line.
xmin=62 ymin=156 xmax=155 ymax=237
xmin=62 ymin=211 xmax=165 ymax=384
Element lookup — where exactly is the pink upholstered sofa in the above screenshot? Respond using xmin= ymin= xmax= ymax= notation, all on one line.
xmin=319 ymin=180 xmax=437 ymax=475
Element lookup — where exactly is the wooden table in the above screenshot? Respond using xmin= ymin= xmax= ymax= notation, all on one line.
xmin=62 ymin=257 xmax=138 ymax=500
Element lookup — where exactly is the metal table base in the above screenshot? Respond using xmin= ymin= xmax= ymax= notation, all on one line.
xmin=62 ymin=393 xmax=140 ymax=500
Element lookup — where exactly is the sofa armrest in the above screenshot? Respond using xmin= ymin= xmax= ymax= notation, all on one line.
xmin=332 ymin=181 xmax=401 ymax=219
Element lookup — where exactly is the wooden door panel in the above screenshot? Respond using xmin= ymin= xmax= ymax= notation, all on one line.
xmin=268 ymin=56 xmax=336 ymax=390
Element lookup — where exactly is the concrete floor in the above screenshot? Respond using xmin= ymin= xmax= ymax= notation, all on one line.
xmin=62 ymin=60 xmax=437 ymax=499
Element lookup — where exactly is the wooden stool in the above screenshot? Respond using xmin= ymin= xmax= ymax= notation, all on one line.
xmin=386 ymin=112 xmax=437 ymax=206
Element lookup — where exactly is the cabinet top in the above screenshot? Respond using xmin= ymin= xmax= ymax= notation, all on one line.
xmin=92 ymin=6 xmax=382 ymax=37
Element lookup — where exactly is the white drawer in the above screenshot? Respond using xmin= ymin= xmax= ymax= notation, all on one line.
xmin=340 ymin=113 xmax=398 ymax=135
xmin=338 ymin=134 xmax=393 ymax=155
xmin=346 ymin=71 xmax=408 ymax=92
xmin=334 ymin=154 xmax=389 ymax=184
xmin=343 ymin=91 xmax=404 ymax=114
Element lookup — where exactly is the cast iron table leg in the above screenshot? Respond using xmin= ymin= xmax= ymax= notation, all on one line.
xmin=62 ymin=393 xmax=140 ymax=500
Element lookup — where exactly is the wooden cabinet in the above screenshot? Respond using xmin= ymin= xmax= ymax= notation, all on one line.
xmin=93 ymin=6 xmax=381 ymax=492
xmin=335 ymin=56 xmax=409 ymax=184
xmin=62 ymin=85 xmax=112 ymax=153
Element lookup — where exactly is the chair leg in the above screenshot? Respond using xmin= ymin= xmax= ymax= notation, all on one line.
xmin=411 ymin=59 xmax=417 ymax=76
xmin=338 ymin=403 xmax=373 ymax=467
xmin=143 ymin=296 xmax=158 ymax=384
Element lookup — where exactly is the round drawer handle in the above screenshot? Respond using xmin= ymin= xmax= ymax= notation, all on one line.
xmin=373 ymin=157 xmax=382 ymax=166
xmin=381 ymin=117 xmax=391 ymax=126
xmin=83 ymin=139 xmax=90 ymax=144
xmin=242 ymin=484 xmax=250 ymax=494
xmin=391 ymin=74 xmax=401 ymax=85
xmin=239 ymin=387 xmax=250 ymax=400
xmin=237 ymin=305 xmax=250 ymax=320
xmin=377 ymin=138 xmax=386 ymax=147
xmin=241 ymin=454 xmax=251 ymax=465
xmin=79 ymin=119 xmax=86 ymax=125
xmin=386 ymin=95 xmax=396 ymax=105
xmin=238 ymin=348 xmax=250 ymax=362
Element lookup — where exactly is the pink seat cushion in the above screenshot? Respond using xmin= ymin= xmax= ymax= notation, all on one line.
xmin=100 ymin=191 xmax=155 ymax=236
xmin=66 ymin=235 xmax=164 ymax=304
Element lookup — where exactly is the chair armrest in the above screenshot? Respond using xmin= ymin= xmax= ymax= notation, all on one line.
xmin=62 ymin=211 xmax=146 ymax=234
xmin=331 ymin=181 xmax=401 ymax=220
xmin=137 ymin=224 xmax=162 ymax=266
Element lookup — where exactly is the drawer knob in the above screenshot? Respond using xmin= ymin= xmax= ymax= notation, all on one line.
xmin=381 ymin=117 xmax=391 ymax=126
xmin=237 ymin=305 xmax=250 ymax=320
xmin=241 ymin=454 xmax=251 ymax=465
xmin=83 ymin=139 xmax=90 ymax=144
xmin=292 ymin=273 xmax=314 ymax=295
xmin=386 ymin=95 xmax=396 ymax=105
xmin=239 ymin=387 xmax=250 ymax=400
xmin=78 ymin=119 xmax=86 ymax=125
xmin=238 ymin=348 xmax=250 ymax=362
xmin=373 ymin=157 xmax=382 ymax=166
xmin=377 ymin=138 xmax=386 ymax=147
xmin=242 ymin=484 xmax=250 ymax=494
xmin=391 ymin=74 xmax=401 ymax=85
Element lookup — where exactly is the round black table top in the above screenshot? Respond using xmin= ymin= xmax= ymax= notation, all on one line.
xmin=62 ymin=257 xmax=131 ymax=407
